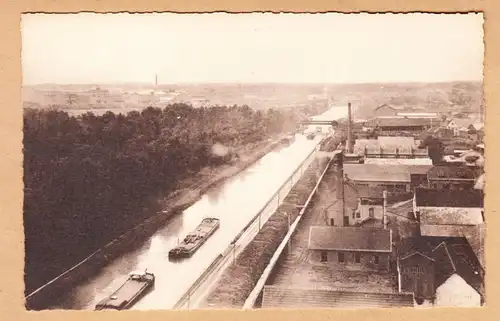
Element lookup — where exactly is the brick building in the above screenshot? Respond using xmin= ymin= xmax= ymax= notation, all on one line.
xmin=308 ymin=226 xmax=393 ymax=272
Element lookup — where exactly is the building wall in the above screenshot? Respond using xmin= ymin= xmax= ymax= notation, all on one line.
xmin=434 ymin=274 xmax=481 ymax=307
xmin=350 ymin=203 xmax=384 ymax=226
xmin=410 ymin=174 xmax=428 ymax=188
xmin=309 ymin=249 xmax=391 ymax=272
xmin=427 ymin=180 xmax=475 ymax=190
xmin=399 ymin=254 xmax=435 ymax=300
xmin=353 ymin=181 xmax=411 ymax=193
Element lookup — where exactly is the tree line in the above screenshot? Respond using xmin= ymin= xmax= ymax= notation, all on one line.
xmin=23 ymin=103 xmax=326 ymax=295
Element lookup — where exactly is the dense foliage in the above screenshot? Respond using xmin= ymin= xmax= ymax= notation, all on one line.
xmin=419 ymin=135 xmax=445 ymax=165
xmin=23 ymin=103 xmax=323 ymax=295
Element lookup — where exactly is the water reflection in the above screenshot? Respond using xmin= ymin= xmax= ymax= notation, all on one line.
xmin=55 ymin=133 xmax=323 ymax=310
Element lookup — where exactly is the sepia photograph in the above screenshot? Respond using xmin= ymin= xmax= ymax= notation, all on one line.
xmin=22 ymin=12 xmax=485 ymax=311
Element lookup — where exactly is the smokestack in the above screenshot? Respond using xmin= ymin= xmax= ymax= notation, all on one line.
xmin=335 ymin=161 xmax=345 ymax=227
xmin=383 ymin=190 xmax=388 ymax=229
xmin=347 ymin=102 xmax=353 ymax=154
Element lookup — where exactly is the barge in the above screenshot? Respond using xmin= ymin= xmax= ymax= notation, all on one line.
xmin=95 ymin=270 xmax=155 ymax=310
xmin=169 ymin=217 xmax=220 ymax=259
xmin=280 ymin=134 xmax=295 ymax=145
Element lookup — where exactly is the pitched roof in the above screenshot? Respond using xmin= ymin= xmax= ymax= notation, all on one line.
xmin=397 ymin=236 xmax=484 ymax=296
xmin=433 ymin=241 xmax=484 ymax=295
xmin=261 ymin=286 xmax=415 ymax=309
xmin=364 ymin=158 xmax=433 ymax=166
xmin=356 ymin=184 xmax=386 ymax=199
xmin=308 ymin=226 xmax=392 ymax=252
xmin=353 ymin=137 xmax=428 ymax=156
xmin=396 ymin=112 xmax=439 ymax=118
xmin=419 ymin=207 xmax=484 ymax=225
xmin=378 ymin=136 xmax=416 ymax=147
xmin=449 ymin=118 xmax=475 ymax=129
xmin=419 ymin=224 xmax=483 ymax=239
xmin=365 ymin=117 xmax=434 ymax=128
xmin=344 ymin=164 xmax=411 ymax=183
xmin=415 ymin=188 xmax=483 ymax=208
xmin=375 ymin=104 xmax=403 ymax=111
xmin=474 ymin=174 xmax=485 ymax=190
xmin=353 ymin=139 xmax=380 ymax=155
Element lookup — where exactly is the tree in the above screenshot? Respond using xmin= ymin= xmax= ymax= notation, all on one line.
xmin=419 ymin=135 xmax=445 ymax=165
xmin=23 ymin=102 xmax=309 ymax=296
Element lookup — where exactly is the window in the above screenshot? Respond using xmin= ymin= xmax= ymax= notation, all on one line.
xmin=352 ymin=212 xmax=355 ymax=219
xmin=356 ymin=212 xmax=361 ymax=218
xmin=320 ymin=251 xmax=328 ymax=262
xmin=373 ymin=255 xmax=380 ymax=264
xmin=329 ymin=218 xmax=335 ymax=226
xmin=338 ymin=252 xmax=345 ymax=263
xmin=355 ymin=252 xmax=361 ymax=263
xmin=368 ymin=207 xmax=375 ymax=218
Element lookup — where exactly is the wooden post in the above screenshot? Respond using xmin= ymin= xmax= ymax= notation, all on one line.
xmin=383 ymin=190 xmax=388 ymax=229
xmin=286 ymin=212 xmax=292 ymax=253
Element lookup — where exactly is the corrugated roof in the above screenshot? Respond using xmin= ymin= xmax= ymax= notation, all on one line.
xmin=419 ymin=224 xmax=479 ymax=238
xmin=344 ymin=164 xmax=411 ymax=183
xmin=353 ymin=137 xmax=428 ymax=156
xmin=261 ymin=286 xmax=415 ymax=309
xmin=365 ymin=117 xmax=434 ymax=128
xmin=415 ymin=188 xmax=483 ymax=208
xmin=308 ymin=226 xmax=392 ymax=252
xmin=396 ymin=112 xmax=439 ymax=118
xmin=364 ymin=158 xmax=433 ymax=166
xmin=419 ymin=207 xmax=484 ymax=225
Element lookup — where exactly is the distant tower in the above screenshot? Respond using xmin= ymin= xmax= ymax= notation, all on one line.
xmin=324 ymin=85 xmax=331 ymax=107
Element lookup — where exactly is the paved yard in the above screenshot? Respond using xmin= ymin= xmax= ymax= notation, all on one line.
xmin=269 ymin=165 xmax=397 ymax=293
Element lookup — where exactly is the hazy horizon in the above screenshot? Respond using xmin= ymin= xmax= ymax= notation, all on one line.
xmin=24 ymin=79 xmax=483 ymax=87
xmin=22 ymin=13 xmax=484 ymax=86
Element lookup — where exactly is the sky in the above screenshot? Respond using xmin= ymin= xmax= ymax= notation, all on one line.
xmin=21 ymin=13 xmax=484 ymax=85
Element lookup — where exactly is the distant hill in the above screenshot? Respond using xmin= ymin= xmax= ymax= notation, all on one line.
xmin=23 ymin=81 xmax=483 ymax=117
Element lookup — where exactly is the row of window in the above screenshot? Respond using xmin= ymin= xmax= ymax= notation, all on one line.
xmin=320 ymin=251 xmax=380 ymax=264
xmin=352 ymin=207 xmax=376 ymax=219
xmin=354 ymin=183 xmax=407 ymax=193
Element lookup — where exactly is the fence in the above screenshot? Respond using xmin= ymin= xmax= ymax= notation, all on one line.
xmin=24 ymin=134 xmax=288 ymax=310
xmin=172 ymin=139 xmax=324 ymax=310
xmin=242 ymin=153 xmax=333 ymax=309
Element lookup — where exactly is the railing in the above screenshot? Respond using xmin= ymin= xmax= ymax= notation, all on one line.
xmin=242 ymin=152 xmax=334 ymax=309
xmin=172 ymin=137 xmax=326 ymax=310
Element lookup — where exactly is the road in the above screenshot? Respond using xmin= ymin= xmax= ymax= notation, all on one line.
xmin=48 ymin=132 xmax=324 ymax=310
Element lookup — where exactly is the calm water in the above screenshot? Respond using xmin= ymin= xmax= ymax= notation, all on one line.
xmin=50 ymin=133 xmax=323 ymax=310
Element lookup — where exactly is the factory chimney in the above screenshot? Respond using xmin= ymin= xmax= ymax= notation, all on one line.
xmin=335 ymin=154 xmax=346 ymax=227
xmin=347 ymin=102 xmax=354 ymax=154
xmin=383 ymin=190 xmax=388 ymax=229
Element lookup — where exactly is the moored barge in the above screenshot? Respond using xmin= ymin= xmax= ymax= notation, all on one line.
xmin=94 ymin=270 xmax=155 ymax=310
xmin=169 ymin=217 xmax=220 ymax=259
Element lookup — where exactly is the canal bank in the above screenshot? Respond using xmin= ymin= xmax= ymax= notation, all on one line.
xmin=25 ymin=133 xmax=291 ymax=310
